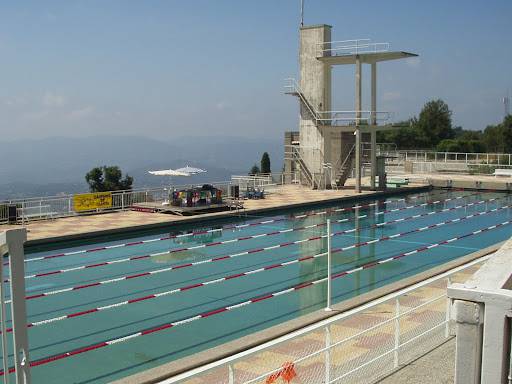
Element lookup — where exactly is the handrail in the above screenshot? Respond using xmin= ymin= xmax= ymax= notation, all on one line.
xmin=284 ymin=78 xmax=322 ymax=123
xmin=162 ymin=253 xmax=491 ymax=384
xmin=285 ymin=78 xmax=392 ymax=125
xmin=318 ymin=38 xmax=390 ymax=56
xmin=333 ymin=143 xmax=356 ymax=186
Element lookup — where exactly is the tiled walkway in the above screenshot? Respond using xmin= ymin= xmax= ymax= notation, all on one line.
xmin=0 ymin=184 xmax=425 ymax=242
xmin=180 ymin=264 xmax=477 ymax=384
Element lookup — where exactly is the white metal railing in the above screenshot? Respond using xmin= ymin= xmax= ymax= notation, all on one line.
xmin=448 ymin=238 xmax=512 ymax=384
xmin=164 ymin=255 xmax=490 ymax=384
xmin=381 ymin=150 xmax=512 ymax=176
xmin=317 ymin=38 xmax=390 ymax=57
xmin=382 ymin=150 xmax=512 ymax=166
xmin=284 ymin=144 xmax=324 ymax=188
xmin=0 ymin=182 xmax=235 ymax=225
xmin=0 ymin=228 xmax=31 ymax=384
xmin=0 ymin=175 xmax=310 ymax=225
xmin=284 ymin=78 xmax=391 ymax=126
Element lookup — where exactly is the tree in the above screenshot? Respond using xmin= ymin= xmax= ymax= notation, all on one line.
xmin=377 ymin=119 xmax=428 ymax=149
xmin=436 ymin=139 xmax=485 ymax=153
xmin=85 ymin=166 xmax=133 ymax=192
xmin=483 ymin=116 xmax=512 ymax=153
xmin=415 ymin=99 xmax=454 ymax=148
xmin=260 ymin=152 xmax=271 ymax=174
xmin=249 ymin=164 xmax=260 ymax=175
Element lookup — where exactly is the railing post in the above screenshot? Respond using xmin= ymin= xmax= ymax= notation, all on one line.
xmin=325 ymin=219 xmax=333 ymax=312
xmin=228 ymin=364 xmax=234 ymax=384
xmin=0 ymin=229 xmax=31 ymax=384
xmin=394 ymin=297 xmax=400 ymax=368
xmin=445 ymin=277 xmax=452 ymax=338
xmin=121 ymin=192 xmax=125 ymax=210
xmin=325 ymin=325 xmax=331 ymax=384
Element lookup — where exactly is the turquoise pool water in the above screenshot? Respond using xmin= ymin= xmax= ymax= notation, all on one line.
xmin=3 ymin=188 xmax=512 ymax=383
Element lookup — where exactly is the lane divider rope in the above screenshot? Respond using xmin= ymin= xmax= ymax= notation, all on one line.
xmin=19 ymin=194 xmax=491 ymax=281
xmin=12 ymin=202 xmax=507 ymax=306
xmin=17 ymin=202 xmax=510 ymax=330
xmin=3 ymin=217 xmax=509 ymax=374
xmin=20 ymin=191 xmax=479 ymax=264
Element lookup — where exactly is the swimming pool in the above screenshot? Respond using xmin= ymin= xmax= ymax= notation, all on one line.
xmin=2 ymin=188 xmax=512 ymax=383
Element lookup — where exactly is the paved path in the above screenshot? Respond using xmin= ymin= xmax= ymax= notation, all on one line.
xmin=0 ymin=184 xmax=425 ymax=242
xmin=378 ymin=339 xmax=455 ymax=384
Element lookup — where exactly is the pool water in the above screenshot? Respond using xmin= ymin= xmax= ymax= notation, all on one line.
xmin=3 ymin=189 xmax=512 ymax=383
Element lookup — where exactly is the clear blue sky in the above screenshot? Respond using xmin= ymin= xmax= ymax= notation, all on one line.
xmin=0 ymin=0 xmax=511 ymax=140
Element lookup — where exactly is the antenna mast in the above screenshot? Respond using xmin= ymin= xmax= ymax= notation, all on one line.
xmin=504 ymin=91 xmax=510 ymax=118
xmin=300 ymin=0 xmax=304 ymax=27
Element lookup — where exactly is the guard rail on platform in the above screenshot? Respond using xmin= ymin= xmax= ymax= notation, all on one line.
xmin=161 ymin=255 xmax=490 ymax=384
xmin=0 ymin=182 xmax=235 ymax=225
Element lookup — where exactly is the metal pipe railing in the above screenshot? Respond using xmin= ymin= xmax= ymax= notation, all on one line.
xmin=164 ymin=254 xmax=490 ymax=384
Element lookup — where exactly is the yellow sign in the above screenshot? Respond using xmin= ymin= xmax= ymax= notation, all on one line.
xmin=73 ymin=192 xmax=112 ymax=212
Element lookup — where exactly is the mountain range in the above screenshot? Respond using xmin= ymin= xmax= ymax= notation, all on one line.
xmin=0 ymin=135 xmax=283 ymax=199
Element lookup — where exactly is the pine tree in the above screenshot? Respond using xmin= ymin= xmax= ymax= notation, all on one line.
xmin=260 ymin=152 xmax=271 ymax=174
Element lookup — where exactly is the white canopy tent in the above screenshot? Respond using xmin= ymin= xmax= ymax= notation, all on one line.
xmin=174 ymin=165 xmax=207 ymax=175
xmin=148 ymin=169 xmax=190 ymax=177
xmin=148 ymin=166 xmax=207 ymax=205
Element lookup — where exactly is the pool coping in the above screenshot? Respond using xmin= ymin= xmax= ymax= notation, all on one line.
xmin=111 ymin=240 xmax=502 ymax=384
xmin=24 ymin=185 xmax=430 ymax=248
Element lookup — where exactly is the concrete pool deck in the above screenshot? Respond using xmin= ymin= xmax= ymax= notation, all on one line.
xmin=0 ymin=183 xmax=428 ymax=246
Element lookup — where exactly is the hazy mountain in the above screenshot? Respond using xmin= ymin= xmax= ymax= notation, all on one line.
xmin=0 ymin=135 xmax=283 ymax=199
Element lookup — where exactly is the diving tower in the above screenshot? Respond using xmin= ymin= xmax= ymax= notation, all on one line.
xmin=284 ymin=24 xmax=418 ymax=192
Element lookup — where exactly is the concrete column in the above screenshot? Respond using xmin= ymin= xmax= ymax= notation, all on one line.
xmin=370 ymin=62 xmax=377 ymax=190
xmin=453 ymin=300 xmax=483 ymax=384
xmin=299 ymin=25 xmax=332 ymax=180
xmin=355 ymin=56 xmax=362 ymax=193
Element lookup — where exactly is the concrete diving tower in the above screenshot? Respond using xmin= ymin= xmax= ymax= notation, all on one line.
xmin=285 ymin=24 xmax=418 ymax=192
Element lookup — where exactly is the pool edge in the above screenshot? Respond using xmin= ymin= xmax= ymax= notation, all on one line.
xmin=25 ymin=185 xmax=431 ymax=248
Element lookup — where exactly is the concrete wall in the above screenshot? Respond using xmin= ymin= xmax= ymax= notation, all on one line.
xmin=299 ymin=25 xmax=332 ymax=176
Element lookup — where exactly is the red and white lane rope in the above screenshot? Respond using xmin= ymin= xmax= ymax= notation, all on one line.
xmin=13 ymin=203 xmax=508 ymax=304
xmin=3 ymin=218 xmax=509 ymax=374
xmin=20 ymin=190 xmax=477 ymax=264
xmin=20 ymin=194 xmax=493 ymax=281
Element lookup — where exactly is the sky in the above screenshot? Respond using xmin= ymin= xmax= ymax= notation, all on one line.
xmin=0 ymin=0 xmax=511 ymax=141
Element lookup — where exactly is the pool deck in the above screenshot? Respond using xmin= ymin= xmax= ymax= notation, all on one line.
xmin=401 ymin=172 xmax=512 ymax=190
xmin=0 ymin=183 xmax=428 ymax=246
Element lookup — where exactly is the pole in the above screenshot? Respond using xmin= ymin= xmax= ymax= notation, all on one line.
xmin=1 ymin=229 xmax=31 ymax=384
xmin=370 ymin=62 xmax=377 ymax=190
xmin=300 ymin=0 xmax=304 ymax=27
xmin=325 ymin=325 xmax=331 ymax=383
xmin=355 ymin=56 xmax=362 ymax=193
xmin=394 ymin=298 xmax=400 ymax=368
xmin=0 ymin=244 xmax=8 ymax=384
xmin=325 ymin=219 xmax=333 ymax=311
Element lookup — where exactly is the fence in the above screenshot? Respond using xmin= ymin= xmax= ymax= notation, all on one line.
xmin=0 ymin=181 xmax=235 ymax=225
xmin=381 ymin=150 xmax=512 ymax=166
xmin=380 ymin=150 xmax=512 ymax=176
xmin=163 ymin=255 xmax=488 ymax=384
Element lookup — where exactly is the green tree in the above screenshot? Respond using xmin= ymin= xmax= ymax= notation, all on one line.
xmin=415 ymin=99 xmax=454 ymax=148
xmin=378 ymin=119 xmax=428 ymax=149
xmin=483 ymin=116 xmax=512 ymax=153
xmin=85 ymin=166 xmax=133 ymax=192
xmin=249 ymin=164 xmax=260 ymax=175
xmin=260 ymin=152 xmax=271 ymax=174
xmin=436 ymin=139 xmax=485 ymax=153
